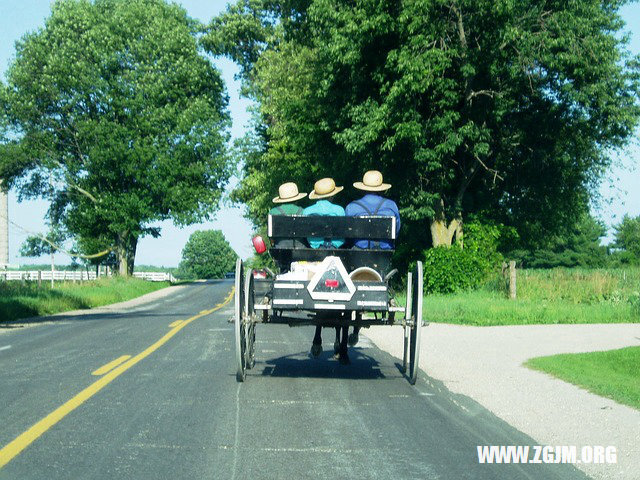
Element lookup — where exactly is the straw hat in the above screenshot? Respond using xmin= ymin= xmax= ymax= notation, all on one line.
xmin=308 ymin=178 xmax=344 ymax=200
xmin=353 ymin=170 xmax=391 ymax=192
xmin=272 ymin=182 xmax=307 ymax=203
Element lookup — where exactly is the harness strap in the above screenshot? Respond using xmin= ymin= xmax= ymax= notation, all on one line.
xmin=352 ymin=197 xmax=389 ymax=248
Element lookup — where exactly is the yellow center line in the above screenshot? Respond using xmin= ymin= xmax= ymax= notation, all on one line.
xmin=168 ymin=320 xmax=184 ymax=328
xmin=91 ymin=355 xmax=132 ymax=376
xmin=0 ymin=288 xmax=234 ymax=469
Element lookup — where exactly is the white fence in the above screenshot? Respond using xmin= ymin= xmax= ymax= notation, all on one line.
xmin=0 ymin=271 xmax=176 ymax=283
xmin=133 ymin=272 xmax=177 ymax=282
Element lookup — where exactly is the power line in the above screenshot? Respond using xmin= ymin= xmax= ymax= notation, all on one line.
xmin=0 ymin=208 xmax=113 ymax=261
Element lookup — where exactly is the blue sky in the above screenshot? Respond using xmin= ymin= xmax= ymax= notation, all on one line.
xmin=1 ymin=1 xmax=639 ymax=267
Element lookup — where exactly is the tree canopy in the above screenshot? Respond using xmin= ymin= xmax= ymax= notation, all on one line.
xmin=178 ymin=230 xmax=237 ymax=279
xmin=613 ymin=214 xmax=640 ymax=264
xmin=0 ymin=0 xmax=232 ymax=275
xmin=510 ymin=213 xmax=609 ymax=268
xmin=206 ymin=0 xmax=640 ymax=252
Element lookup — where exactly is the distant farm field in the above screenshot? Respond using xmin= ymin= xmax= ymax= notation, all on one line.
xmin=407 ymin=268 xmax=640 ymax=326
xmin=0 ymin=277 xmax=169 ymax=323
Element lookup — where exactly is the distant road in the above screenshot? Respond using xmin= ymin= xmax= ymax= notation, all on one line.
xmin=0 ymin=281 xmax=586 ymax=479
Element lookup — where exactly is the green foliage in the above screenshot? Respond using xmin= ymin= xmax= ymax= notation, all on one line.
xmin=0 ymin=0 xmax=232 ymax=275
xmin=526 ymin=347 xmax=640 ymax=410
xmin=178 ymin=230 xmax=237 ymax=279
xmin=513 ymin=267 xmax=640 ymax=305
xmin=399 ymin=267 xmax=640 ymax=325
xmin=420 ymin=221 xmax=505 ymax=294
xmin=0 ymin=276 xmax=168 ymax=323
xmin=206 ymin=0 xmax=640 ymax=254
xmin=613 ymin=214 xmax=640 ymax=264
xmin=463 ymin=221 xmax=506 ymax=265
xmin=508 ymin=213 xmax=609 ymax=268
xmin=422 ymin=246 xmax=489 ymax=294
xmin=20 ymin=224 xmax=67 ymax=257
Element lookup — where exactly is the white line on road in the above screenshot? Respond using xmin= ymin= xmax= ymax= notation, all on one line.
xmin=0 ymin=345 xmax=11 ymax=352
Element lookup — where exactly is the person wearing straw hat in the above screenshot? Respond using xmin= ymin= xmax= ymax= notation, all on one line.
xmin=345 ymin=170 xmax=400 ymax=250
xmin=269 ymin=182 xmax=307 ymax=248
xmin=303 ymin=178 xmax=346 ymax=249
xmin=304 ymin=178 xmax=347 ymax=361
xmin=345 ymin=170 xmax=401 ymax=347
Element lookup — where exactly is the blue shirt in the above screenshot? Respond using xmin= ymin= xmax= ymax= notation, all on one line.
xmin=345 ymin=194 xmax=400 ymax=249
xmin=303 ymin=200 xmax=345 ymax=248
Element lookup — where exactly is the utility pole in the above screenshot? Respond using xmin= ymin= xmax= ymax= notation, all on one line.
xmin=0 ymin=182 xmax=8 ymax=269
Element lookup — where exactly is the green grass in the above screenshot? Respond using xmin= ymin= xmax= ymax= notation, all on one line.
xmin=397 ymin=267 xmax=640 ymax=326
xmin=420 ymin=290 xmax=638 ymax=326
xmin=525 ymin=347 xmax=640 ymax=410
xmin=0 ymin=277 xmax=169 ymax=323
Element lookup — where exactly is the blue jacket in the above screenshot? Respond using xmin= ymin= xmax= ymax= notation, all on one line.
xmin=345 ymin=194 xmax=400 ymax=249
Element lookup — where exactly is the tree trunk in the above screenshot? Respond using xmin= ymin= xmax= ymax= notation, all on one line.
xmin=116 ymin=231 xmax=138 ymax=276
xmin=430 ymin=200 xmax=463 ymax=248
xmin=117 ymin=231 xmax=129 ymax=276
xmin=127 ymin=236 xmax=138 ymax=276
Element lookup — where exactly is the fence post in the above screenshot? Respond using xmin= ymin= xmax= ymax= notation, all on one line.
xmin=509 ymin=260 xmax=517 ymax=300
xmin=38 ymin=270 xmax=42 ymax=288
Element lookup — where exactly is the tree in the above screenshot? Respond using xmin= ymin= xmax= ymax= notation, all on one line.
xmin=509 ymin=213 xmax=609 ymax=268
xmin=0 ymin=0 xmax=232 ymax=276
xmin=178 ymin=230 xmax=237 ymax=279
xmin=20 ymin=224 xmax=67 ymax=287
xmin=613 ymin=214 xmax=640 ymax=264
xmin=205 ymin=0 xmax=640 ymax=253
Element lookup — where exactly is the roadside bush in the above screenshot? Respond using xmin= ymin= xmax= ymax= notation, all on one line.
xmin=422 ymin=246 xmax=489 ymax=294
xmin=421 ymin=221 xmax=504 ymax=294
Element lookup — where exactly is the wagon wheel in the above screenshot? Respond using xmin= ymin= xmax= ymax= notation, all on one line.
xmin=408 ymin=261 xmax=423 ymax=385
xmin=244 ymin=269 xmax=256 ymax=370
xmin=234 ymin=258 xmax=246 ymax=382
xmin=401 ymin=271 xmax=413 ymax=374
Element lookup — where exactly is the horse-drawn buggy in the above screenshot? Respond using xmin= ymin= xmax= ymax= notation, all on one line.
xmin=234 ymin=214 xmax=425 ymax=384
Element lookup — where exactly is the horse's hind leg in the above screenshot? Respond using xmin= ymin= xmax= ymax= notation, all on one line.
xmin=348 ymin=326 xmax=361 ymax=346
xmin=337 ymin=326 xmax=350 ymax=365
xmin=310 ymin=325 xmax=323 ymax=357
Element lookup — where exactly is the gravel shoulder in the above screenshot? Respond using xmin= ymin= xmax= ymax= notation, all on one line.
xmin=364 ymin=322 xmax=640 ymax=480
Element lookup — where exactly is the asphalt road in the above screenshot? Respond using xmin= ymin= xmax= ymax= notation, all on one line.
xmin=0 ymin=280 xmax=588 ymax=480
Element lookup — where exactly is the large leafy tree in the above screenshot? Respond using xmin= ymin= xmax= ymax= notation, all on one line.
xmin=178 ymin=230 xmax=237 ymax=279
xmin=0 ymin=0 xmax=231 ymax=275
xmin=205 ymin=0 xmax=640 ymax=251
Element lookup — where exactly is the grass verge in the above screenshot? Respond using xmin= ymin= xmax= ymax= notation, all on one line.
xmin=394 ymin=267 xmax=640 ymax=326
xmin=420 ymin=290 xmax=639 ymax=326
xmin=0 ymin=277 xmax=169 ymax=323
xmin=525 ymin=347 xmax=640 ymax=410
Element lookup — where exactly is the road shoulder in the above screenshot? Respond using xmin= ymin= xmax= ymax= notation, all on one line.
xmin=364 ymin=323 xmax=640 ymax=480
xmin=0 ymin=283 xmax=191 ymax=332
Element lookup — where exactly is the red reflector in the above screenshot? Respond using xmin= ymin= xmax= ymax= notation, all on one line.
xmin=252 ymin=236 xmax=266 ymax=254
xmin=325 ymin=279 xmax=339 ymax=288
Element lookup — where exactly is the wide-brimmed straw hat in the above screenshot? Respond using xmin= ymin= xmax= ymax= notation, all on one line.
xmin=308 ymin=177 xmax=344 ymax=200
xmin=272 ymin=182 xmax=307 ymax=203
xmin=353 ymin=170 xmax=391 ymax=192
